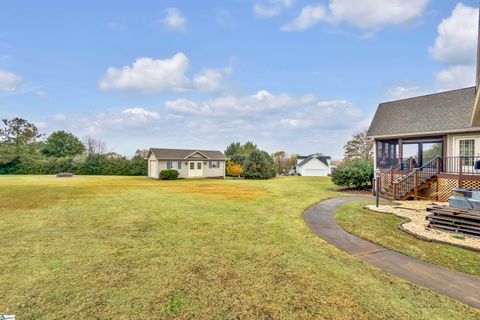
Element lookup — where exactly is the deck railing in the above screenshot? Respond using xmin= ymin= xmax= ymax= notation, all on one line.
xmin=443 ymin=156 xmax=480 ymax=175
xmin=378 ymin=158 xmax=411 ymax=193
xmin=393 ymin=157 xmax=441 ymax=200
xmin=379 ymin=157 xmax=480 ymax=176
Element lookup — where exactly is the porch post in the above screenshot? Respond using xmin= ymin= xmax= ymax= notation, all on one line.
xmin=442 ymin=135 xmax=448 ymax=173
xmin=398 ymin=139 xmax=403 ymax=164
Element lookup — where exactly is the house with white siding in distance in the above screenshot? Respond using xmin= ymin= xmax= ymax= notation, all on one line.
xmin=296 ymin=154 xmax=332 ymax=177
xmin=147 ymin=148 xmax=226 ymax=179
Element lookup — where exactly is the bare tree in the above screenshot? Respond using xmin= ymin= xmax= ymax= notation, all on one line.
xmin=83 ymin=136 xmax=108 ymax=156
xmin=343 ymin=129 xmax=374 ymax=161
xmin=135 ymin=149 xmax=149 ymax=159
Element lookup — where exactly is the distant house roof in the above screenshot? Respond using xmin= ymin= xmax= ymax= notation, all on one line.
xmin=297 ymin=154 xmax=331 ymax=167
xmin=367 ymin=87 xmax=480 ymax=138
xmin=148 ymin=148 xmax=226 ymax=160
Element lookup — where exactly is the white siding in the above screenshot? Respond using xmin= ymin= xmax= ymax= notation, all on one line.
xmin=297 ymin=158 xmax=331 ymax=177
xmin=148 ymin=153 xmax=159 ymax=179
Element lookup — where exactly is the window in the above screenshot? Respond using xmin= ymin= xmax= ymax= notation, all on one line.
xmin=460 ymin=139 xmax=475 ymax=166
xmin=209 ymin=161 xmax=220 ymax=168
xmin=197 ymin=162 xmax=202 ymax=170
xmin=190 ymin=162 xmax=195 ymax=170
xmin=167 ymin=161 xmax=181 ymax=170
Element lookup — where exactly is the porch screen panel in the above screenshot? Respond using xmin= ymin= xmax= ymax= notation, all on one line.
xmin=376 ymin=140 xmax=398 ymax=169
xmin=422 ymin=142 xmax=442 ymax=164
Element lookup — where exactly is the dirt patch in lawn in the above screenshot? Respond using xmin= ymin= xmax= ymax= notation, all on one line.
xmin=166 ymin=183 xmax=268 ymax=200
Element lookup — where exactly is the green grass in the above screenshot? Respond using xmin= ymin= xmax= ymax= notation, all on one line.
xmin=336 ymin=202 xmax=480 ymax=278
xmin=1 ymin=176 xmax=479 ymax=319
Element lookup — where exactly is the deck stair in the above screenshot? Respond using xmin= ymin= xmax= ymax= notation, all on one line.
xmin=378 ymin=157 xmax=441 ymax=201
xmin=426 ymin=206 xmax=480 ymax=238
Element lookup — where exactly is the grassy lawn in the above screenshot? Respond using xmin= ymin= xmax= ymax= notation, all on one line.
xmin=336 ymin=202 xmax=480 ymax=278
xmin=1 ymin=176 xmax=479 ymax=319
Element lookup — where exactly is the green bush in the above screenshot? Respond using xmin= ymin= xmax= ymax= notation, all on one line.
xmin=331 ymin=159 xmax=373 ymax=189
xmin=243 ymin=150 xmax=276 ymax=180
xmin=160 ymin=169 xmax=179 ymax=180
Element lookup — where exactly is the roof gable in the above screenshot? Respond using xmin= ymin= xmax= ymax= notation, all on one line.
xmin=149 ymin=148 xmax=226 ymax=160
xmin=297 ymin=155 xmax=331 ymax=167
xmin=367 ymin=87 xmax=479 ymax=138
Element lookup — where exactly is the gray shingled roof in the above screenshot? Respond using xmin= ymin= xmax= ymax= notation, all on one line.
xmin=297 ymin=155 xmax=331 ymax=167
xmin=367 ymin=87 xmax=479 ymax=138
xmin=149 ymin=148 xmax=226 ymax=160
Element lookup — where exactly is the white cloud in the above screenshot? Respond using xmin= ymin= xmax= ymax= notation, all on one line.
xmin=429 ymin=3 xmax=478 ymax=91
xmin=165 ymin=90 xmax=296 ymax=115
xmin=99 ymin=53 xmax=232 ymax=93
xmin=281 ymin=5 xmax=326 ymax=31
xmin=0 ymin=70 xmax=22 ymax=92
xmin=77 ymin=107 xmax=160 ymax=134
xmin=328 ymin=0 xmax=429 ymax=29
xmin=121 ymin=107 xmax=160 ymax=122
xmin=162 ymin=8 xmax=187 ymax=32
xmin=384 ymin=86 xmax=426 ymax=100
xmin=434 ymin=65 xmax=476 ymax=91
xmin=281 ymin=0 xmax=429 ymax=32
xmin=216 ymin=8 xmax=235 ymax=27
xmin=35 ymin=90 xmax=50 ymax=101
xmin=429 ymin=3 xmax=478 ymax=65
xmin=52 ymin=114 xmax=66 ymax=121
xmin=254 ymin=0 xmax=294 ymax=18
xmin=163 ymin=92 xmax=366 ymax=158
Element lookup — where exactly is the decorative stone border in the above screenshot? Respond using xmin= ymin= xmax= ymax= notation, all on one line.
xmin=363 ymin=204 xmax=480 ymax=253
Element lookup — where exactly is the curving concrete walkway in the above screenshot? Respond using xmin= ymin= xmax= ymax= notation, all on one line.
xmin=303 ymin=197 xmax=480 ymax=308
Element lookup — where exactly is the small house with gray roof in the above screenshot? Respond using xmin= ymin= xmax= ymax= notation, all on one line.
xmin=296 ymin=154 xmax=332 ymax=176
xmin=367 ymin=14 xmax=480 ymax=201
xmin=147 ymin=148 xmax=226 ymax=179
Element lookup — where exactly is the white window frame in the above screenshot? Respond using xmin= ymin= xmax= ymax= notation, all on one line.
xmin=209 ymin=161 xmax=220 ymax=168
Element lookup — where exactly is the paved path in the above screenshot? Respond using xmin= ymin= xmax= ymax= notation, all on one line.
xmin=303 ymin=197 xmax=480 ymax=308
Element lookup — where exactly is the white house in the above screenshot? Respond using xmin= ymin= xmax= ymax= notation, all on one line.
xmin=147 ymin=148 xmax=226 ymax=179
xmin=296 ymin=154 xmax=332 ymax=177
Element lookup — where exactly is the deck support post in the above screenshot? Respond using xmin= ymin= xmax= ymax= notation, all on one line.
xmin=393 ymin=183 xmax=397 ymax=200
xmin=413 ymin=169 xmax=419 ymax=200
xmin=459 ymin=156 xmax=464 ymax=188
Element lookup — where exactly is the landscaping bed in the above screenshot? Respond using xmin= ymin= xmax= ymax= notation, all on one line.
xmin=365 ymin=201 xmax=480 ymax=251
xmin=336 ymin=201 xmax=480 ymax=278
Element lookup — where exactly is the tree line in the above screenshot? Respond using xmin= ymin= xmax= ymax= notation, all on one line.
xmin=0 ymin=118 xmax=147 ymax=175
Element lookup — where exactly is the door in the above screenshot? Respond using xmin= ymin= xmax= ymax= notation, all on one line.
xmin=454 ymin=138 xmax=480 ymax=174
xmin=188 ymin=161 xmax=203 ymax=177
xmin=149 ymin=160 xmax=158 ymax=178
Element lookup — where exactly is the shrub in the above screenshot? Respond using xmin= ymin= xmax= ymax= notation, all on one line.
xmin=331 ymin=159 xmax=373 ymax=189
xmin=243 ymin=150 xmax=276 ymax=180
xmin=227 ymin=163 xmax=244 ymax=178
xmin=160 ymin=169 xmax=179 ymax=180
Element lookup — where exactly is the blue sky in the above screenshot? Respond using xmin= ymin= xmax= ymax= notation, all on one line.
xmin=0 ymin=0 xmax=478 ymax=158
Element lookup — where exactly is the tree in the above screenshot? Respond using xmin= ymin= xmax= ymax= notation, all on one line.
xmin=243 ymin=150 xmax=276 ymax=180
xmin=225 ymin=142 xmax=242 ymax=158
xmin=135 ymin=149 xmax=149 ymax=159
xmin=227 ymin=163 xmax=244 ymax=178
xmin=41 ymin=130 xmax=85 ymax=158
xmin=272 ymin=151 xmax=288 ymax=174
xmin=343 ymin=129 xmax=374 ymax=161
xmin=331 ymin=159 xmax=373 ymax=189
xmin=286 ymin=153 xmax=298 ymax=171
xmin=225 ymin=141 xmax=260 ymax=165
xmin=0 ymin=118 xmax=43 ymax=165
xmin=84 ymin=136 xmax=108 ymax=155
